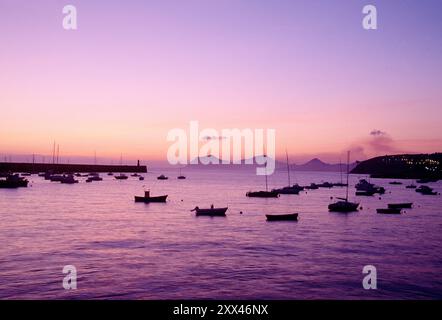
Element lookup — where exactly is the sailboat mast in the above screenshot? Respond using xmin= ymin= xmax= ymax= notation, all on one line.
xmin=286 ymin=149 xmax=291 ymax=186
xmin=265 ymin=166 xmax=268 ymax=192
xmin=346 ymin=151 xmax=350 ymax=201
xmin=340 ymin=159 xmax=343 ymax=184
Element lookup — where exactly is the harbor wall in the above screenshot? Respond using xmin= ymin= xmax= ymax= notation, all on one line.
xmin=0 ymin=162 xmax=147 ymax=173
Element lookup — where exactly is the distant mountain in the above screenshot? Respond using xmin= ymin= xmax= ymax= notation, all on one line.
xmin=289 ymin=158 xmax=357 ymax=172
xmin=186 ymin=156 xmax=356 ymax=172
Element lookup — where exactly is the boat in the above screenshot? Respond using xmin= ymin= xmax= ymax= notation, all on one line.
xmin=329 ymin=199 xmax=360 ymax=212
xmin=131 ymin=173 xmax=140 ymax=177
xmin=406 ymin=184 xmax=417 ymax=189
xmin=191 ymin=206 xmax=228 ymax=216
xmin=272 ymin=150 xmax=302 ymax=195
xmin=328 ymin=151 xmax=359 ymax=213
xmin=115 ymin=173 xmax=128 ymax=180
xmin=20 ymin=173 xmax=32 ymax=176
xmin=246 ymin=190 xmax=279 ymax=198
xmin=272 ymin=185 xmax=301 ymax=195
xmin=60 ymin=174 xmax=79 ymax=184
xmin=388 ymin=203 xmax=413 ymax=209
xmin=246 ymin=164 xmax=279 ymax=198
xmin=355 ymin=190 xmax=375 ymax=196
xmin=304 ymin=183 xmax=319 ymax=190
xmin=332 ymin=182 xmax=348 ymax=187
xmin=115 ymin=154 xmax=128 ymax=180
xmin=355 ymin=179 xmax=385 ymax=194
xmin=139 ymin=176 xmax=145 ymax=181
xmin=107 ymin=172 xmax=114 ymax=176
xmin=389 ymin=181 xmax=403 ymax=185
xmin=49 ymin=174 xmax=65 ymax=182
xmin=157 ymin=174 xmax=168 ymax=180
xmin=134 ymin=191 xmax=168 ymax=203
xmin=266 ymin=213 xmax=298 ymax=221
xmin=317 ymin=182 xmax=334 ymax=188
xmin=377 ymin=208 xmax=402 ymax=214
xmin=177 ymin=167 xmax=186 ymax=179
xmin=416 ymin=185 xmax=438 ymax=195
xmin=0 ymin=174 xmax=29 ymax=188
xmin=87 ymin=174 xmax=103 ymax=181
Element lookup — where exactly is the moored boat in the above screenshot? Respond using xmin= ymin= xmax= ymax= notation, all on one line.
xmin=246 ymin=190 xmax=279 ymax=198
xmin=0 ymin=174 xmax=29 ymax=188
xmin=115 ymin=173 xmax=128 ymax=180
xmin=266 ymin=213 xmax=298 ymax=221
xmin=329 ymin=199 xmax=359 ymax=212
xmin=416 ymin=185 xmax=438 ymax=195
xmin=272 ymin=185 xmax=301 ymax=195
xmin=328 ymin=151 xmax=359 ymax=213
xmin=177 ymin=167 xmax=186 ymax=179
xmin=191 ymin=206 xmax=228 ymax=216
xmin=157 ymin=174 xmax=168 ymax=180
xmin=60 ymin=174 xmax=79 ymax=184
xmin=272 ymin=151 xmax=303 ymax=195
xmin=377 ymin=208 xmax=402 ymax=214
xmin=304 ymin=183 xmax=319 ymax=190
xmin=355 ymin=190 xmax=375 ymax=196
xmin=317 ymin=182 xmax=334 ymax=188
xmin=134 ymin=191 xmax=168 ymax=203
xmin=388 ymin=203 xmax=413 ymax=209
xmin=355 ymin=179 xmax=385 ymax=194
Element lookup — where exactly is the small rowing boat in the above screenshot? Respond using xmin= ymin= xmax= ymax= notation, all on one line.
xmin=377 ymin=208 xmax=402 ymax=214
xmin=388 ymin=203 xmax=413 ymax=209
xmin=134 ymin=191 xmax=168 ymax=203
xmin=191 ymin=206 xmax=228 ymax=216
xmin=266 ymin=213 xmax=298 ymax=221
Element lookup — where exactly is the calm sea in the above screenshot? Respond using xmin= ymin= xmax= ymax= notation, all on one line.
xmin=0 ymin=167 xmax=441 ymax=299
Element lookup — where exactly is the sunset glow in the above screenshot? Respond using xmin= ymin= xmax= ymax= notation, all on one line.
xmin=1 ymin=0 xmax=441 ymax=164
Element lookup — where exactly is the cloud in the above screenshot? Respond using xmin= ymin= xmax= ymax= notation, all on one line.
xmin=370 ymin=129 xmax=386 ymax=136
xmin=347 ymin=130 xmax=402 ymax=160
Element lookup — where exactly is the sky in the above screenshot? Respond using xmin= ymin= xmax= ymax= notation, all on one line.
xmin=1 ymin=0 xmax=441 ymax=164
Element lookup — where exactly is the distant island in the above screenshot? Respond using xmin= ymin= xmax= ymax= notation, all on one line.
xmin=351 ymin=153 xmax=442 ymax=180
xmin=288 ymin=158 xmax=357 ymax=172
xmin=187 ymin=156 xmax=357 ymax=172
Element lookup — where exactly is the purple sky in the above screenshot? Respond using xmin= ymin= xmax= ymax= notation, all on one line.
xmin=1 ymin=0 xmax=441 ymax=163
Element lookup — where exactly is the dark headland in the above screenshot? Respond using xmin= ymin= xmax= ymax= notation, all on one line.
xmin=0 ymin=162 xmax=147 ymax=174
xmin=351 ymin=153 xmax=442 ymax=180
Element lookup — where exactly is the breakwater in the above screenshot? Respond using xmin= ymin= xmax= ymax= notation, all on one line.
xmin=0 ymin=162 xmax=147 ymax=173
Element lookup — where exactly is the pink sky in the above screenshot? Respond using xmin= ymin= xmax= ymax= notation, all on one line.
xmin=1 ymin=0 xmax=441 ymax=164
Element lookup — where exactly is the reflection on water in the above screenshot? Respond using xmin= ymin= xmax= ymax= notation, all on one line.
xmin=0 ymin=168 xmax=441 ymax=299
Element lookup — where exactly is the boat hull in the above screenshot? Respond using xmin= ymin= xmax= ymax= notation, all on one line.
xmin=388 ymin=203 xmax=413 ymax=209
xmin=246 ymin=191 xmax=279 ymax=198
xmin=194 ymin=207 xmax=228 ymax=216
xmin=356 ymin=191 xmax=375 ymax=196
xmin=266 ymin=213 xmax=298 ymax=221
xmin=377 ymin=208 xmax=402 ymax=214
xmin=328 ymin=201 xmax=359 ymax=212
xmin=134 ymin=195 xmax=168 ymax=203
